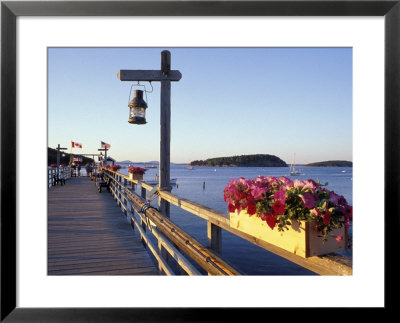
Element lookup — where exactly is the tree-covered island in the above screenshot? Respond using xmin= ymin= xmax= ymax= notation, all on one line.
xmin=190 ymin=154 xmax=288 ymax=167
xmin=305 ymin=160 xmax=352 ymax=167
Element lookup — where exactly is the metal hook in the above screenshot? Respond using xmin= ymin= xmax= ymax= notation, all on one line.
xmin=128 ymin=82 xmax=153 ymax=105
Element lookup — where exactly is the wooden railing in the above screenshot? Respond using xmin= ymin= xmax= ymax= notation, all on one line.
xmin=48 ymin=166 xmax=71 ymax=187
xmin=103 ymin=169 xmax=352 ymax=276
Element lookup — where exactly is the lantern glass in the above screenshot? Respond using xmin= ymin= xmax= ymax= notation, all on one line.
xmin=130 ymin=106 xmax=146 ymax=119
xmin=128 ymin=90 xmax=148 ymax=124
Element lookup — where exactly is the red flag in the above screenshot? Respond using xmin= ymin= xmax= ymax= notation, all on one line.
xmin=72 ymin=141 xmax=82 ymax=148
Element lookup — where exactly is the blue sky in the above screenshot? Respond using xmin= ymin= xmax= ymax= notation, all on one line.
xmin=48 ymin=47 xmax=352 ymax=164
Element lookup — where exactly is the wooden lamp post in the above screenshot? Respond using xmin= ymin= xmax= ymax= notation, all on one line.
xmin=56 ymin=144 xmax=67 ymax=178
xmin=118 ymin=50 xmax=182 ymax=218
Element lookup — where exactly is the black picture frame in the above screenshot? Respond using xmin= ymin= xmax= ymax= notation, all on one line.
xmin=1 ymin=0 xmax=398 ymax=321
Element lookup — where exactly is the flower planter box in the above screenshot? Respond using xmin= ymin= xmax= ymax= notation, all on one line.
xmin=129 ymin=173 xmax=143 ymax=181
xmin=230 ymin=211 xmax=347 ymax=258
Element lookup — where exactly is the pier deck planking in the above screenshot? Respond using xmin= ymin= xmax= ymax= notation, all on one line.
xmin=48 ymin=177 xmax=159 ymax=275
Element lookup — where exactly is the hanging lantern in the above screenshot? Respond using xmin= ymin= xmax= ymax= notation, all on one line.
xmin=128 ymin=90 xmax=148 ymax=124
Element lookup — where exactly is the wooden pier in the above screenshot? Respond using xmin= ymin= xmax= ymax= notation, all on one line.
xmin=48 ymin=177 xmax=159 ymax=275
xmin=47 ymin=169 xmax=352 ymax=276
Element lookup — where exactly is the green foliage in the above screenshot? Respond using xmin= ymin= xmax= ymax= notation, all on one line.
xmin=305 ymin=160 xmax=352 ymax=167
xmin=190 ymin=154 xmax=288 ymax=167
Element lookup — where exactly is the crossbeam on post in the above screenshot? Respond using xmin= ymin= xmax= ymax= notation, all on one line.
xmin=118 ymin=70 xmax=182 ymax=82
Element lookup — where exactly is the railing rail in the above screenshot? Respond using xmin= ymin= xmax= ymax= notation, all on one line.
xmin=104 ymin=171 xmax=239 ymax=275
xmin=103 ymin=169 xmax=352 ymax=276
xmin=48 ymin=166 xmax=71 ymax=188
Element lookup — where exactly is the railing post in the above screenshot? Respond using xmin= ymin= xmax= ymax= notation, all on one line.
xmin=157 ymin=239 xmax=167 ymax=274
xmin=207 ymin=222 xmax=222 ymax=255
xmin=141 ymin=186 xmax=146 ymax=200
xmin=123 ymin=178 xmax=127 ymax=204
xmin=140 ymin=185 xmax=147 ymax=235
xmin=118 ymin=175 xmax=121 ymax=198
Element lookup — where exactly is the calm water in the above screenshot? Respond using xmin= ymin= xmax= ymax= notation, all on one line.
xmin=119 ymin=164 xmax=353 ymax=275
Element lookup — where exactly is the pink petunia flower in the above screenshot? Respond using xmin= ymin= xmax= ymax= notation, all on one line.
xmin=310 ymin=208 xmax=321 ymax=217
xmin=274 ymin=189 xmax=286 ymax=203
xmin=261 ymin=214 xmax=277 ymax=230
xmin=322 ymin=211 xmax=331 ymax=225
xmin=302 ymin=179 xmax=318 ymax=191
xmin=224 ymin=175 xmax=352 ymax=244
xmin=338 ymin=195 xmax=348 ymax=206
xmin=247 ymin=203 xmax=257 ymax=215
xmin=335 ymin=233 xmax=343 ymax=244
xmin=228 ymin=203 xmax=236 ymax=213
xmin=329 ymin=191 xmax=340 ymax=204
xmin=250 ymin=184 xmax=267 ymax=200
xmin=293 ymin=179 xmax=303 ymax=189
xmin=272 ymin=200 xmax=285 ymax=215
xmin=343 ymin=205 xmax=353 ymax=219
xmin=300 ymin=193 xmax=315 ymax=209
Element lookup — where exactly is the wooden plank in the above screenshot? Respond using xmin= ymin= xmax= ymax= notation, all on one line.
xmin=48 ymin=177 xmax=159 ymax=276
xmin=51 ymin=266 xmax=158 ymax=276
xmin=49 ymin=258 xmax=155 ymax=271
xmin=117 ymin=70 xmax=182 ymax=82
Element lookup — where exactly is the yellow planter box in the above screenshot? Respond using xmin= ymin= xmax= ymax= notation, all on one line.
xmin=230 ymin=211 xmax=347 ymax=258
xmin=129 ymin=173 xmax=143 ymax=181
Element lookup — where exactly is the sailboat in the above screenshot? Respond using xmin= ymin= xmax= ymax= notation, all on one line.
xmin=289 ymin=153 xmax=302 ymax=176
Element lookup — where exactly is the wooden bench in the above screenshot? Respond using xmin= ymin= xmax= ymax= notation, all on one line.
xmin=96 ymin=175 xmax=110 ymax=193
xmin=52 ymin=175 xmax=66 ymax=186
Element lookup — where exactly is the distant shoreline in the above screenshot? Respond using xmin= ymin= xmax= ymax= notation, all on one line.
xmin=190 ymin=154 xmax=288 ymax=168
xmin=117 ymin=162 xmax=352 ymax=167
xmin=117 ymin=161 xmax=353 ymax=167
xmin=304 ymin=160 xmax=352 ymax=167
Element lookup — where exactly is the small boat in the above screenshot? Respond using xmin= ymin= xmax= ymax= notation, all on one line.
xmin=341 ymin=170 xmax=347 ymax=173
xmin=289 ymin=153 xmax=303 ymax=176
xmin=186 ymin=165 xmax=194 ymax=170
xmin=290 ymin=169 xmax=302 ymax=175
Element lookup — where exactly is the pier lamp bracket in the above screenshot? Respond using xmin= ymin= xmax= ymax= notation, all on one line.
xmin=117 ymin=50 xmax=182 ymax=218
